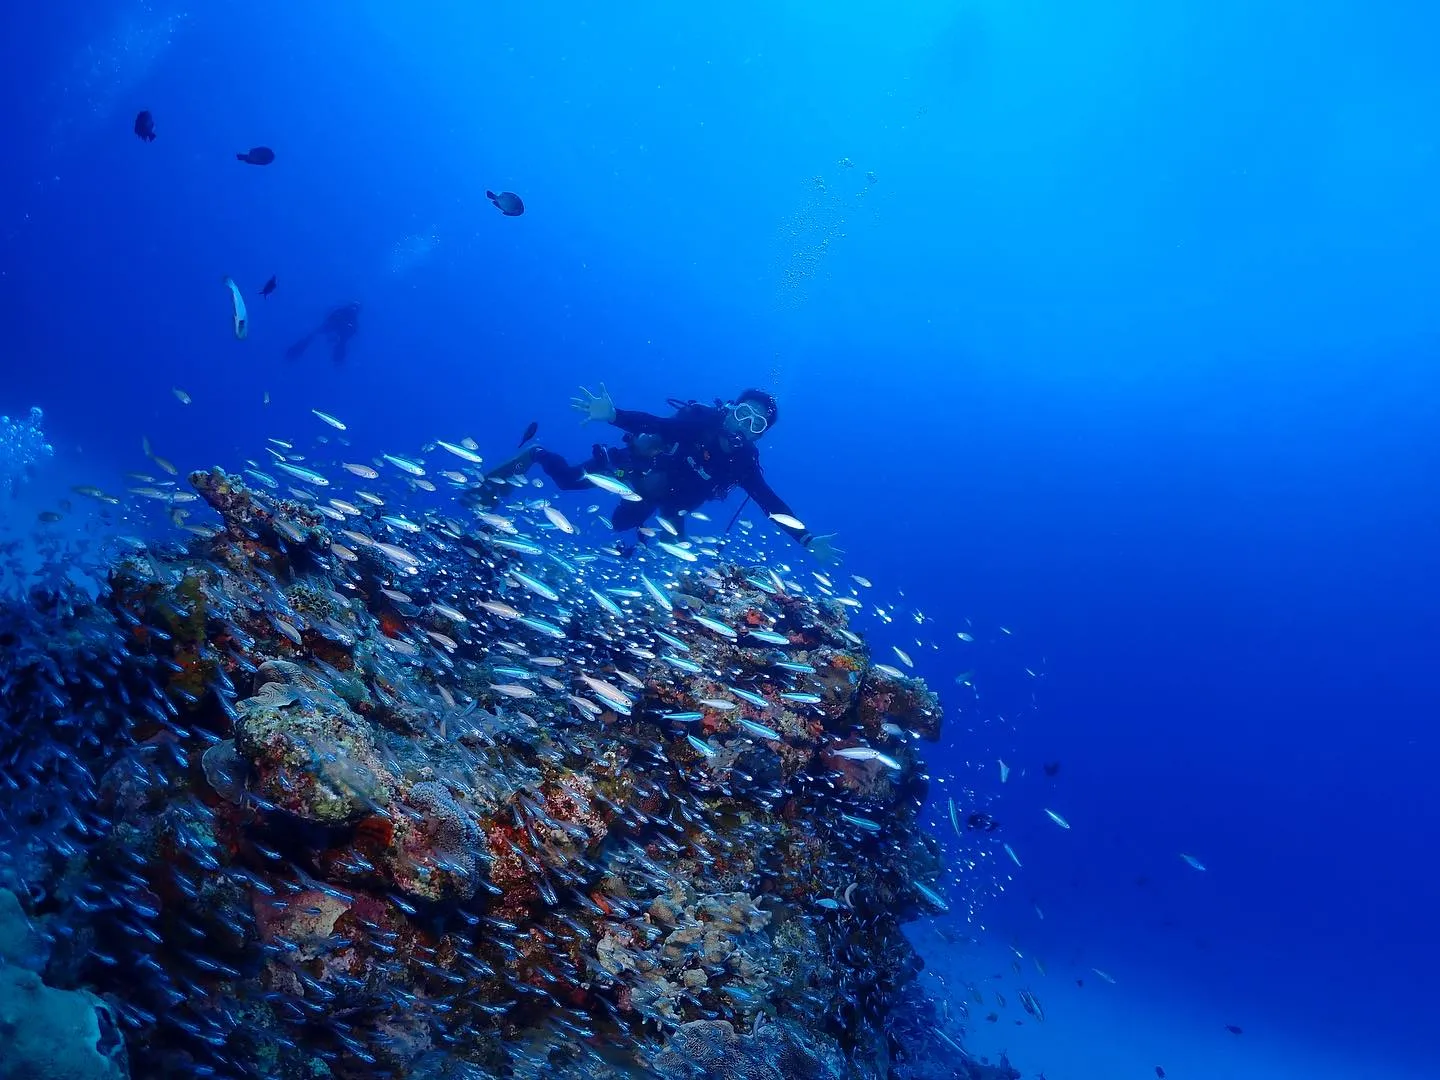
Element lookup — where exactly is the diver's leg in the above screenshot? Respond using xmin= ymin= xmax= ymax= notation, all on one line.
xmin=484 ymin=446 xmax=542 ymax=481
xmin=609 ymin=498 xmax=654 ymax=533
xmin=535 ymin=446 xmax=630 ymax=492
xmin=284 ymin=334 xmax=316 ymax=361
xmin=534 ymin=449 xmax=604 ymax=491
xmin=486 ymin=446 xmax=582 ymax=485
xmin=487 ymin=444 xmax=626 ymax=488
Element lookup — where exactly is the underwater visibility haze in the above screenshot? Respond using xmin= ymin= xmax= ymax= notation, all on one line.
xmin=1 ymin=2 xmax=1438 ymax=1079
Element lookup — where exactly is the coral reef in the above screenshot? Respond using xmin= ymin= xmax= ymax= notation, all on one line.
xmin=0 ymin=967 xmax=128 ymax=1080
xmin=0 ymin=889 xmax=128 ymax=1080
xmin=651 ymin=1018 xmax=844 ymax=1080
xmin=0 ymin=466 xmax=979 ymax=1079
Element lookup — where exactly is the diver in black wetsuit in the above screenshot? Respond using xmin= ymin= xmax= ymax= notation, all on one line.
xmin=285 ymin=302 xmax=360 ymax=364
xmin=485 ymin=386 xmax=842 ymax=563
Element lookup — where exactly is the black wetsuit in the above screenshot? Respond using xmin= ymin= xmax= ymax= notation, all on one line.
xmin=535 ymin=404 xmax=810 ymax=544
xmin=285 ymin=303 xmax=360 ymax=364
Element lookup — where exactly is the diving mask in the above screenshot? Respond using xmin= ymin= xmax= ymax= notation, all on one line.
xmin=731 ymin=401 xmax=769 ymax=435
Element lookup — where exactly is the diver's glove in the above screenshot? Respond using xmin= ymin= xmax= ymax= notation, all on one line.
xmin=571 ymin=384 xmax=617 ymax=425
xmin=806 ymin=533 xmax=844 ymax=566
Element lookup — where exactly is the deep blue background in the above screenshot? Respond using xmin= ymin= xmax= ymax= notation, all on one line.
xmin=2 ymin=2 xmax=1437 ymax=1076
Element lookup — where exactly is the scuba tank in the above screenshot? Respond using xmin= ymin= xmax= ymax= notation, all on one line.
xmin=622 ymin=397 xmax=722 ymax=459
xmin=664 ymin=396 xmax=725 ymax=422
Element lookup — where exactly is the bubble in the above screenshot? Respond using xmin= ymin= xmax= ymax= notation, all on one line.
xmin=8 ymin=4 xmax=189 ymax=239
xmin=389 ymin=229 xmax=440 ymax=276
xmin=0 ymin=406 xmax=54 ymax=497
xmin=47 ymin=3 xmax=189 ymax=141
xmin=771 ymin=174 xmax=857 ymax=309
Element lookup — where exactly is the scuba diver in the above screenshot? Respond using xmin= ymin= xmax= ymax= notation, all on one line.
xmin=285 ymin=302 xmax=360 ymax=364
xmin=484 ymin=385 xmax=842 ymax=563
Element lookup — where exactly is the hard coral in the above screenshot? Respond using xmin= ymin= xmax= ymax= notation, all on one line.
xmin=234 ymin=694 xmax=396 ymax=825
xmin=0 ymin=466 xmax=984 ymax=1080
xmin=652 ymin=1019 xmax=844 ymax=1080
xmin=384 ymin=780 xmax=482 ymax=902
xmin=857 ymin=669 xmax=941 ymax=742
xmin=0 ymin=967 xmax=127 ymax=1080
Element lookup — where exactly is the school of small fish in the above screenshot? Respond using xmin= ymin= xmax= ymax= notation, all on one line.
xmin=0 ymin=417 xmax=1050 ymax=1080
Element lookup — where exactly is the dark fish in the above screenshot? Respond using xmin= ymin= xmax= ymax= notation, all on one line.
xmin=967 ymin=811 xmax=999 ymax=832
xmin=134 ymin=110 xmax=156 ymax=142
xmin=1018 ymin=989 xmax=1044 ymax=1022
xmin=1156 ymin=1068 xmax=1166 ymax=1079
xmin=518 ymin=421 xmax=538 ymax=446
xmin=260 ymin=276 xmax=277 ymax=298
xmin=486 ymin=189 xmax=525 ymax=216
xmin=237 ymin=147 xmax=275 ymax=165
xmin=1225 ymin=1024 xmax=1243 ymax=1035
xmin=1043 ymin=760 xmax=1061 ymax=777
xmin=37 ymin=511 xmax=62 ymax=523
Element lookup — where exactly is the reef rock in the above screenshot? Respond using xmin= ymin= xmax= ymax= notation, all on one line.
xmin=0 ymin=467 xmax=974 ymax=1080
xmin=652 ymin=1018 xmax=844 ymax=1080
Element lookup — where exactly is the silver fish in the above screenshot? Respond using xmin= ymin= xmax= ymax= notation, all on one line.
xmin=832 ymin=746 xmax=902 ymax=770
xmin=582 ymin=472 xmax=642 ymax=501
xmin=382 ymin=453 xmax=426 ymax=477
xmin=223 ymin=276 xmax=248 ymax=339
xmin=274 ymin=461 xmax=329 ymax=487
xmin=691 ymin=615 xmax=736 ymax=639
xmin=437 ymin=440 xmax=484 ymax=464
xmin=736 ymin=718 xmax=781 ymax=741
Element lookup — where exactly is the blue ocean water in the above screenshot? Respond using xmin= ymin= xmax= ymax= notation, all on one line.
xmin=2 ymin=2 xmax=1437 ymax=1078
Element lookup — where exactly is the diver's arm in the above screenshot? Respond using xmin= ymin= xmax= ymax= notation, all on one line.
xmin=741 ymin=470 xmax=812 ymax=546
xmin=612 ymin=409 xmax=692 ymax=440
xmin=573 ymin=385 xmax=691 ymax=438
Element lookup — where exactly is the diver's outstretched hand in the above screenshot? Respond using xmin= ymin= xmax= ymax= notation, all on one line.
xmin=807 ymin=533 xmax=844 ymax=566
xmin=571 ymin=384 xmax=617 ymax=425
